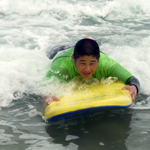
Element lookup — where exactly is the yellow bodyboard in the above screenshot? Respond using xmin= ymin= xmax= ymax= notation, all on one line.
xmin=44 ymin=82 xmax=132 ymax=122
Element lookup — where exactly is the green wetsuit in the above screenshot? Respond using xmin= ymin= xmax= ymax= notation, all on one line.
xmin=46 ymin=47 xmax=133 ymax=83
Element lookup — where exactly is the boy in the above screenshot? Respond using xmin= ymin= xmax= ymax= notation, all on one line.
xmin=44 ymin=38 xmax=140 ymax=105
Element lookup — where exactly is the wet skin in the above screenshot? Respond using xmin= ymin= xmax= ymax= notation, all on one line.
xmin=72 ymin=55 xmax=99 ymax=79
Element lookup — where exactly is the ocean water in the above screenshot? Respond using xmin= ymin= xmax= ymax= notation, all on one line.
xmin=0 ymin=0 xmax=150 ymax=149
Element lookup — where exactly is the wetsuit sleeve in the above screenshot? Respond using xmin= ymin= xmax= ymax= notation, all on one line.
xmin=96 ymin=53 xmax=134 ymax=83
xmin=108 ymin=62 xmax=133 ymax=83
xmin=106 ymin=60 xmax=140 ymax=93
xmin=126 ymin=76 xmax=140 ymax=93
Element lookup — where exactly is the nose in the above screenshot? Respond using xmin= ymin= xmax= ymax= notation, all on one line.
xmin=84 ymin=65 xmax=91 ymax=72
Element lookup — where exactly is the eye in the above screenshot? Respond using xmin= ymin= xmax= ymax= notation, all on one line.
xmin=90 ymin=63 xmax=95 ymax=66
xmin=80 ymin=63 xmax=85 ymax=65
xmin=80 ymin=62 xmax=85 ymax=65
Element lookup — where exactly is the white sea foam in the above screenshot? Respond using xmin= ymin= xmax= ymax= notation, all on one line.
xmin=25 ymin=140 xmax=78 ymax=150
xmin=65 ymin=135 xmax=79 ymax=141
xmin=19 ymin=133 xmax=49 ymax=140
xmin=0 ymin=129 xmax=18 ymax=145
xmin=0 ymin=47 xmax=49 ymax=107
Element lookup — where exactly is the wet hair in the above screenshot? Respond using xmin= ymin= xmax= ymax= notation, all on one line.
xmin=73 ymin=39 xmax=100 ymax=59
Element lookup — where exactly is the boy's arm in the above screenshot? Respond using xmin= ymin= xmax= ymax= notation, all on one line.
xmin=109 ymin=63 xmax=140 ymax=102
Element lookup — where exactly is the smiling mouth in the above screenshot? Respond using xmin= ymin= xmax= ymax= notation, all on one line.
xmin=83 ymin=73 xmax=91 ymax=77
